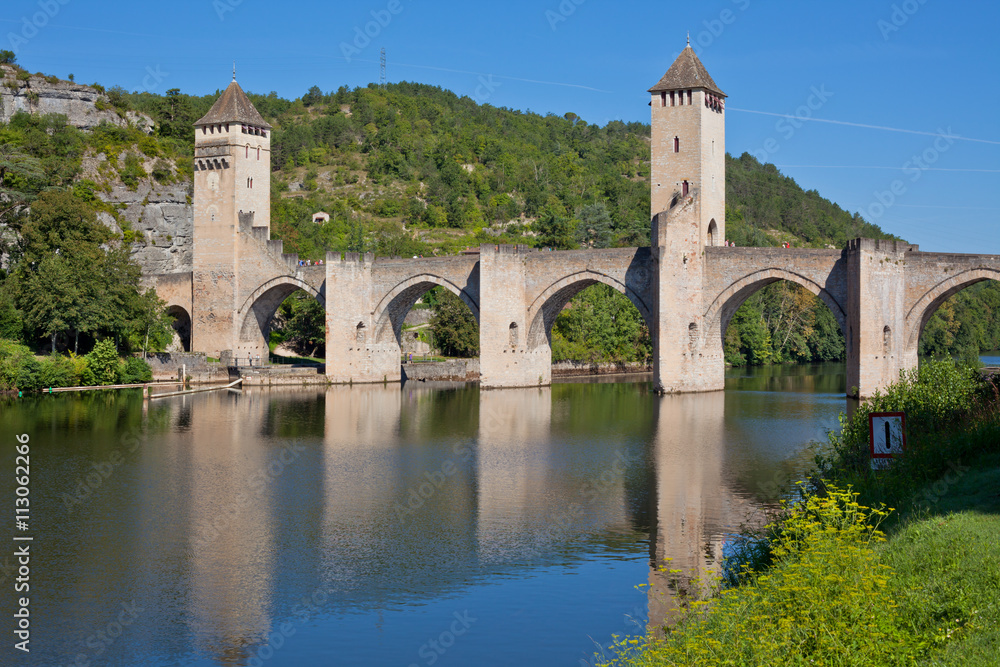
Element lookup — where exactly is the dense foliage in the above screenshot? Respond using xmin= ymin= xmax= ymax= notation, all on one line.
xmin=0 ymin=338 xmax=152 ymax=392
xmin=603 ymin=361 xmax=1000 ymax=666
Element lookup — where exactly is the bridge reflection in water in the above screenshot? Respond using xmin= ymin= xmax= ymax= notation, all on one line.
xmin=15 ymin=375 xmax=845 ymax=666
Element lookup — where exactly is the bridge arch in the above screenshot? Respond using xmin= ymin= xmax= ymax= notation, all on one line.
xmin=237 ymin=276 xmax=326 ymax=343
xmin=166 ymin=305 xmax=192 ymax=352
xmin=526 ymin=270 xmax=653 ymax=350
xmin=905 ymin=268 xmax=1000 ymax=352
xmin=372 ymin=273 xmax=480 ymax=345
xmin=703 ymin=268 xmax=847 ymax=344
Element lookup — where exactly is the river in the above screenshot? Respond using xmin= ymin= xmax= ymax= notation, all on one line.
xmin=1 ymin=363 xmax=850 ymax=666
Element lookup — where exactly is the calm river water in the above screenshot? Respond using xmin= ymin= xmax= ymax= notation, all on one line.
xmin=1 ymin=364 xmax=850 ymax=666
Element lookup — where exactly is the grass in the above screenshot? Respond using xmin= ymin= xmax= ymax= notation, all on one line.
xmin=600 ymin=360 xmax=1000 ymax=667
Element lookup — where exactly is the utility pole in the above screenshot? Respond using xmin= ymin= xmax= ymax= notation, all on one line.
xmin=380 ymin=47 xmax=386 ymax=89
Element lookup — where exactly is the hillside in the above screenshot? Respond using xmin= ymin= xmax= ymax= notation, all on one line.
xmin=1 ymin=57 xmax=994 ymax=364
xmin=125 ymin=81 xmax=896 ymax=260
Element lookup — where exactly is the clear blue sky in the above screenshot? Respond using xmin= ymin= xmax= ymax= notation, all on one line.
xmin=4 ymin=0 xmax=998 ymax=253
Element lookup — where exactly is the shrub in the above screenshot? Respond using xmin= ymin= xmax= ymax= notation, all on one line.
xmin=120 ymin=153 xmax=147 ymax=189
xmin=119 ymin=356 xmax=152 ymax=384
xmin=151 ymin=159 xmax=173 ymax=183
xmin=603 ymin=487 xmax=924 ymax=667
xmin=84 ymin=339 xmax=120 ymax=386
xmin=39 ymin=354 xmax=77 ymax=388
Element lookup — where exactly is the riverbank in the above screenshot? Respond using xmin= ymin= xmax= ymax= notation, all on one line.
xmin=601 ymin=360 xmax=1000 ymax=667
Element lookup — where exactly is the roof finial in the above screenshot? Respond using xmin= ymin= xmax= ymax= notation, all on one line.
xmin=233 ymin=61 xmax=237 ymax=82
xmin=686 ymin=31 xmax=690 ymax=47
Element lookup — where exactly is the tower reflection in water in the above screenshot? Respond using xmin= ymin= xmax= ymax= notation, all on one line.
xmin=170 ymin=382 xmax=768 ymax=662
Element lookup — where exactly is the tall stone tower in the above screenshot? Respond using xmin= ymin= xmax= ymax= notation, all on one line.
xmin=190 ymin=75 xmax=272 ymax=358
xmin=650 ymin=43 xmax=728 ymax=394
xmin=649 ymin=41 xmax=726 ymax=246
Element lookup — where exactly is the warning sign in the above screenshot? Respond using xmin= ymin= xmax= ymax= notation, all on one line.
xmin=869 ymin=412 xmax=906 ymax=470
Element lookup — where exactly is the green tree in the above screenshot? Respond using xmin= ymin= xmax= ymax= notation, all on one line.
xmin=534 ymin=197 xmax=576 ymax=250
xmin=430 ymin=289 xmax=479 ymax=357
xmin=281 ymin=293 xmax=326 ymax=358
xmin=576 ymin=202 xmax=613 ymax=249
xmin=0 ymin=50 xmax=16 ymax=64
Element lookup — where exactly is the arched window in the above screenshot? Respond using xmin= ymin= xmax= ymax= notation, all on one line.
xmin=688 ymin=322 xmax=698 ymax=352
xmin=883 ymin=326 xmax=892 ymax=355
xmin=682 ymin=180 xmax=690 ymax=197
xmin=356 ymin=322 xmax=367 ymax=344
xmin=707 ymin=219 xmax=718 ymax=246
xmin=674 ymin=137 xmax=680 ymax=153
xmin=257 ymin=147 xmax=261 ymax=160
xmin=246 ymin=145 xmax=249 ymax=158
xmin=509 ymin=322 xmax=519 ymax=348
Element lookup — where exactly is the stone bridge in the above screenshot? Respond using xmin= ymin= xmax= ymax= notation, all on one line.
xmin=320 ymin=219 xmax=999 ymax=397
xmin=149 ymin=62 xmax=999 ymax=397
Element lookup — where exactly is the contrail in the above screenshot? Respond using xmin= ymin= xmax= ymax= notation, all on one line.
xmin=728 ymin=107 xmax=1000 ymax=146
xmin=772 ymin=165 xmax=1000 ymax=173
xmin=0 ymin=19 xmax=158 ymax=39
xmin=388 ymin=61 xmax=611 ymax=93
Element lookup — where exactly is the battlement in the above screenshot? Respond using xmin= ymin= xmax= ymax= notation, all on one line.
xmin=480 ymin=243 xmax=534 ymax=256
xmin=846 ymin=238 xmax=919 ymax=253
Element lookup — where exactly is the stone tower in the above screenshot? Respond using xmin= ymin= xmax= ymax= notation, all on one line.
xmin=649 ymin=41 xmax=726 ymax=246
xmin=650 ymin=43 xmax=728 ymax=394
xmin=190 ymin=75 xmax=272 ymax=358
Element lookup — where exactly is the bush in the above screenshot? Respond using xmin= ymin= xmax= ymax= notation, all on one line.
xmin=39 ymin=354 xmax=78 ymax=388
xmin=602 ymin=487 xmax=923 ymax=667
xmin=120 ymin=153 xmax=147 ymax=189
xmin=119 ymin=356 xmax=152 ymax=384
xmin=84 ymin=339 xmax=120 ymax=386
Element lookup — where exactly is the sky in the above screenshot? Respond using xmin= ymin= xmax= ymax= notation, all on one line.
xmin=3 ymin=0 xmax=998 ymax=254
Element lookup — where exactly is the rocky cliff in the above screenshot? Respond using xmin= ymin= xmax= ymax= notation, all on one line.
xmin=1 ymin=65 xmax=192 ymax=275
xmin=1 ymin=65 xmax=154 ymax=132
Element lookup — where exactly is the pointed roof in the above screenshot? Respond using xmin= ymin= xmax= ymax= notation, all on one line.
xmin=649 ymin=45 xmax=726 ymax=97
xmin=195 ymin=79 xmax=272 ymax=129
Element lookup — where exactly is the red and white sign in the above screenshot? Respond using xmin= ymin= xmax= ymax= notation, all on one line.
xmin=869 ymin=412 xmax=906 ymax=469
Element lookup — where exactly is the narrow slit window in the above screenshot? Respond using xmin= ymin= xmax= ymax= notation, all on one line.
xmin=674 ymin=137 xmax=680 ymax=153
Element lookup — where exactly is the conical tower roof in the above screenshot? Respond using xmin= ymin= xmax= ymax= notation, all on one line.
xmin=195 ymin=78 xmax=272 ymax=129
xmin=649 ymin=45 xmax=726 ymax=97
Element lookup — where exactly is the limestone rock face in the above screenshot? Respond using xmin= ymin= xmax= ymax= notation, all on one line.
xmin=98 ymin=181 xmax=193 ymax=275
xmin=0 ymin=65 xmax=153 ymax=132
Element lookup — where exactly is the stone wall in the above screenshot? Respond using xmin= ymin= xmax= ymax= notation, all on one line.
xmin=552 ymin=361 xmax=652 ymax=377
xmin=402 ymin=359 xmax=479 ymax=382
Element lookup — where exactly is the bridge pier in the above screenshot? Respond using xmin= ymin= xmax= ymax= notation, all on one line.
xmin=479 ymin=244 xmax=550 ymax=388
xmin=325 ymin=252 xmax=401 ymax=384
xmin=652 ymin=198 xmax=726 ymax=394
xmin=845 ymin=239 xmax=916 ymax=398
